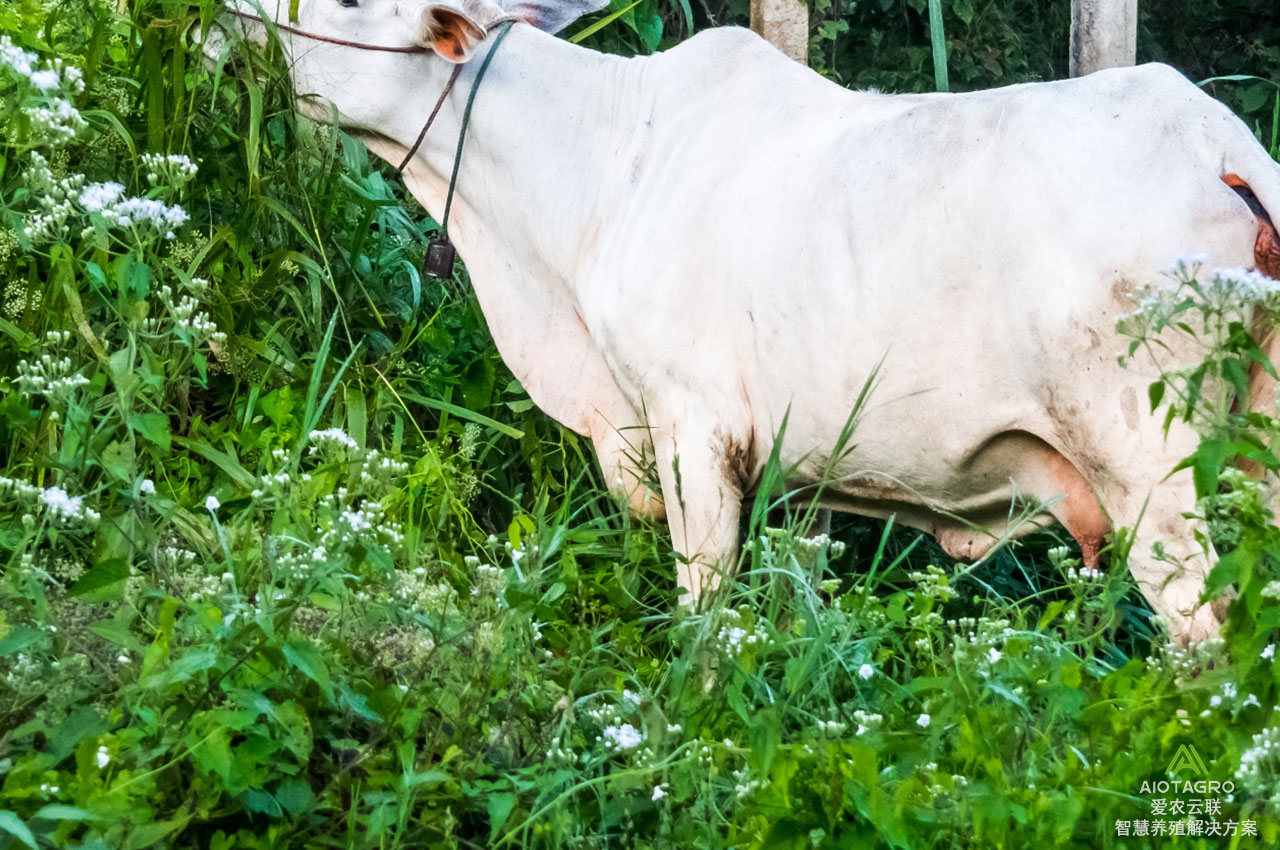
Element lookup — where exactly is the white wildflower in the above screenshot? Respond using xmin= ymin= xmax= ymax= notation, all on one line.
xmin=600 ymin=724 xmax=644 ymax=751
xmin=38 ymin=485 xmax=98 ymax=523
xmin=79 ymin=182 xmax=125 ymax=212
xmin=95 ymin=746 xmax=110 ymax=769
xmin=29 ymin=69 xmax=59 ymax=89
xmin=309 ymin=428 xmax=358 ymax=451
xmin=205 ymin=495 xmax=220 ymax=511
xmin=917 ymin=713 xmax=931 ymax=728
xmin=858 ymin=663 xmax=874 ymax=680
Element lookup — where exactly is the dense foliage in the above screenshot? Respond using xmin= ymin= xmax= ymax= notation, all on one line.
xmin=1 ymin=0 xmax=1279 ymax=848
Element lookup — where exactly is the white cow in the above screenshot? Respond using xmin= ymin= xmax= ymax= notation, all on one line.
xmin=218 ymin=0 xmax=1280 ymax=644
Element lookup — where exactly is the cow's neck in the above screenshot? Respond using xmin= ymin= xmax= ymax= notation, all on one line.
xmin=375 ymin=25 xmax=644 ymax=287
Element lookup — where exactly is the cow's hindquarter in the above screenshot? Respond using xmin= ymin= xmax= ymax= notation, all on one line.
xmin=1020 ymin=149 xmax=1267 ymax=644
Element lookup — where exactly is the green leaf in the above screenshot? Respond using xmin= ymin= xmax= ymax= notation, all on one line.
xmin=1242 ymin=81 xmax=1274 ymax=113
xmin=488 ymin=792 xmax=517 ymax=841
xmin=985 ymin=680 xmax=1027 ymax=708
xmin=1147 ymin=380 xmax=1165 ymax=412
xmin=0 ymin=627 xmax=42 ymax=658
xmin=125 ymin=814 xmax=190 ymax=850
xmin=397 ymin=389 xmax=523 ymax=439
xmin=635 ymin=7 xmax=662 ymax=50
xmin=129 ymin=412 xmax=172 ymax=452
xmin=70 ymin=559 xmax=130 ymax=597
xmin=188 ymin=724 xmax=233 ymax=783
xmin=240 ymin=789 xmax=282 ymax=818
xmin=100 ymin=439 xmax=134 ymax=483
xmin=568 ymin=0 xmax=644 ymax=44
xmin=33 ymin=804 xmax=95 ymax=821
xmin=344 ymin=384 xmax=367 ymax=448
xmin=275 ymin=780 xmax=314 ymax=816
xmin=0 ymin=811 xmax=36 ymax=850
xmin=177 ymin=437 xmax=255 ymax=489
xmin=89 ymin=621 xmax=143 ymax=652
xmin=339 ymin=683 xmax=382 ymax=724
xmin=156 ymin=650 xmax=220 ymax=686
xmin=1193 ymin=438 xmax=1233 ymax=498
xmin=406 ymin=769 xmax=450 ymax=788
xmin=283 ymin=638 xmax=333 ymax=700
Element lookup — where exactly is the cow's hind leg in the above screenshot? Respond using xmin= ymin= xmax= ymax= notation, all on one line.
xmin=652 ymin=425 xmax=748 ymax=610
xmin=1097 ymin=465 xmax=1222 ymax=645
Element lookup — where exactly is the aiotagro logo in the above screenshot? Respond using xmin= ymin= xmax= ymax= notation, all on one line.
xmin=1114 ymin=743 xmax=1258 ymax=839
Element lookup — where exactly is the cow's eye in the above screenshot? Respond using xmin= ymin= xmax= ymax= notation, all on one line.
xmin=338 ymin=0 xmax=358 ymax=7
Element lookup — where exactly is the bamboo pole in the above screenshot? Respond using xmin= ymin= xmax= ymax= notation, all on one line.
xmin=1070 ymin=0 xmax=1138 ymax=77
xmin=750 ymin=0 xmax=808 ymax=64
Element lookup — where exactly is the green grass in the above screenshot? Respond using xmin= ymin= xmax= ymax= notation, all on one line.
xmin=0 ymin=1 xmax=1279 ymax=848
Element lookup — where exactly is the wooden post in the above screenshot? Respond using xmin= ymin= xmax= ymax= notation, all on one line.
xmin=750 ymin=0 xmax=808 ymax=65
xmin=1070 ymin=0 xmax=1137 ymax=77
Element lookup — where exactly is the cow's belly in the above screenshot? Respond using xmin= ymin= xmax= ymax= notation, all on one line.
xmin=803 ymin=420 xmax=1107 ymax=561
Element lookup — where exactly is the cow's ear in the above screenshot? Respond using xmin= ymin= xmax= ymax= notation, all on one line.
xmin=504 ymin=0 xmax=608 ymax=34
xmin=418 ymin=3 xmax=486 ymax=62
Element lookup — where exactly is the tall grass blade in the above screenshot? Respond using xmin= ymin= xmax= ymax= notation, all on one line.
xmin=928 ymin=0 xmax=949 ymax=92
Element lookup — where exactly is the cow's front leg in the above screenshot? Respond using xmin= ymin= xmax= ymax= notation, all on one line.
xmin=653 ymin=427 xmax=747 ymax=610
xmin=588 ymin=411 xmax=666 ymax=520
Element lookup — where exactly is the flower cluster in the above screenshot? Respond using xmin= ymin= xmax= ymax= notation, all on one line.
xmin=15 ymin=336 xmax=88 ymax=404
xmin=309 ymin=428 xmax=359 ymax=455
xmin=851 ymin=709 xmax=883 ymax=736
xmin=730 ymin=764 xmax=762 ymax=799
xmin=40 ymin=486 xmax=101 ymax=524
xmin=714 ymin=607 xmax=760 ymax=655
xmin=24 ymin=153 xmax=191 ymax=244
xmin=145 ymin=279 xmax=225 ymax=346
xmin=0 ymin=36 xmax=86 ymax=144
xmin=1236 ymin=726 xmax=1280 ymax=808
xmin=0 ymin=476 xmax=98 ymax=526
xmin=908 ymin=565 xmax=955 ymax=602
xmin=467 ymin=555 xmax=505 ymax=599
xmin=1117 ymin=258 xmax=1280 ymax=337
xmin=3 ymin=279 xmax=42 ymax=318
xmin=1197 ymin=467 xmax=1273 ymax=548
xmin=90 ymin=191 xmax=190 ymax=241
xmin=599 ymin=723 xmax=644 ymax=751
xmin=23 ymin=153 xmax=86 ymax=242
xmin=1206 ymin=680 xmax=1262 ymax=712
xmin=140 ymin=153 xmax=198 ymax=192
xmin=1154 ymin=636 xmax=1226 ymax=684
xmin=390 ymin=566 xmax=455 ymax=613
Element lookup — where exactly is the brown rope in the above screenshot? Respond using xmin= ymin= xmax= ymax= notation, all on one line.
xmin=225 ymin=11 xmax=430 ymax=53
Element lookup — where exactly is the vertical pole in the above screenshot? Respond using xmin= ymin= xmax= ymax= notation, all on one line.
xmin=750 ymin=0 xmax=809 ymax=65
xmin=1070 ymin=0 xmax=1138 ymax=77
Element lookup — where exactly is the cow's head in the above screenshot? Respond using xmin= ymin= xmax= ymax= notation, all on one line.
xmin=213 ymin=0 xmax=606 ymax=128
